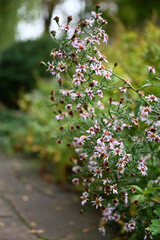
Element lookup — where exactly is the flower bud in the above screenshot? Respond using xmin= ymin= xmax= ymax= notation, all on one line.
xmin=83 ymin=104 xmax=88 ymax=110
xmin=79 ymin=20 xmax=87 ymax=28
xmin=57 ymin=79 xmax=63 ymax=85
xmin=74 ymin=60 xmax=79 ymax=65
xmin=57 ymin=139 xmax=62 ymax=144
xmin=114 ymin=62 xmax=118 ymax=68
xmin=60 ymin=99 xmax=65 ymax=104
xmin=89 ymin=81 xmax=95 ymax=87
xmin=130 ymin=173 xmax=136 ymax=177
xmin=40 ymin=61 xmax=47 ymax=66
xmin=93 ymin=193 xmax=98 ymax=199
xmin=69 ymin=110 xmax=74 ymax=117
xmin=58 ymin=109 xmax=62 ymax=114
xmin=119 ymin=98 xmax=125 ymax=104
xmin=67 ymin=15 xmax=72 ymax=24
xmin=54 ymin=16 xmax=59 ymax=24
xmin=50 ymin=96 xmax=55 ymax=101
xmin=108 ymin=97 xmax=113 ymax=104
xmin=70 ymin=52 xmax=76 ymax=58
xmin=50 ymin=30 xmax=56 ymax=37
xmin=50 ymin=90 xmax=55 ymax=95
xmin=95 ymin=4 xmax=100 ymax=13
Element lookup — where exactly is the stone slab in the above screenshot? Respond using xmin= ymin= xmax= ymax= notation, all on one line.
xmin=6 ymin=191 xmax=101 ymax=240
xmin=0 ymin=198 xmax=12 ymax=217
xmin=0 ymin=217 xmax=38 ymax=240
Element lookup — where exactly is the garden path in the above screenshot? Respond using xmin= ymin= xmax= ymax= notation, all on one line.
xmin=0 ymin=152 xmax=113 ymax=240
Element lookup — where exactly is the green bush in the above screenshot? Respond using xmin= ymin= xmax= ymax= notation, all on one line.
xmin=0 ymin=35 xmax=58 ymax=108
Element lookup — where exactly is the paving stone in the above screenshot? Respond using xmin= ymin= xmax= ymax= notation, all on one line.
xmin=0 ymin=198 xmax=12 ymax=217
xmin=0 ymin=152 xmax=115 ymax=240
xmin=59 ymin=225 xmax=112 ymax=240
xmin=0 ymin=217 xmax=38 ymax=240
xmin=6 ymin=191 xmax=102 ymax=240
xmin=0 ymin=154 xmax=25 ymax=193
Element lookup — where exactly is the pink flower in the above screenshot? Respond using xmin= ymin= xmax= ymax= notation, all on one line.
xmin=72 ymin=178 xmax=79 ymax=185
xmin=59 ymin=89 xmax=74 ymax=96
xmin=148 ymin=65 xmax=155 ymax=74
xmin=97 ymin=101 xmax=104 ymax=109
xmin=137 ymin=165 xmax=147 ymax=176
xmin=47 ymin=61 xmax=55 ymax=71
xmin=103 ymin=34 xmax=108 ymax=45
xmin=119 ymin=86 xmax=127 ymax=93
xmin=86 ymin=127 xmax=95 ymax=135
xmin=65 ymin=104 xmax=72 ymax=110
xmin=97 ymin=90 xmax=103 ymax=98
xmin=91 ymin=11 xmax=103 ymax=21
xmin=61 ymin=24 xmax=71 ymax=32
xmin=85 ymin=88 xmax=95 ymax=99
xmin=141 ymin=106 xmax=152 ymax=115
xmin=145 ymin=94 xmax=158 ymax=102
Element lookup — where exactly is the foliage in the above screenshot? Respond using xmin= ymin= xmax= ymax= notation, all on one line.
xmin=0 ymin=78 xmax=73 ymax=184
xmin=85 ymin=0 xmax=160 ymax=29
xmin=0 ymin=36 xmax=58 ymax=108
xmin=44 ymin=6 xmax=160 ymax=239
xmin=105 ymin=22 xmax=160 ymax=85
xmin=149 ymin=208 xmax=160 ymax=236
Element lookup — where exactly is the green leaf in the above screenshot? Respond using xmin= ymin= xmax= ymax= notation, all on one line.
xmin=130 ymin=194 xmax=145 ymax=203
xmin=127 ymin=185 xmax=144 ymax=193
xmin=150 ymin=219 xmax=160 ymax=235
xmin=154 ymin=208 xmax=160 ymax=217
xmin=134 ymin=100 xmax=142 ymax=118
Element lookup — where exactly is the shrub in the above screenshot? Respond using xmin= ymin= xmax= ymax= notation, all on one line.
xmin=0 ymin=35 xmax=58 ymax=108
xmin=44 ymin=6 xmax=160 ymax=239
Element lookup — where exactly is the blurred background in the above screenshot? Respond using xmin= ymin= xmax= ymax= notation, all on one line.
xmin=1 ymin=0 xmax=160 ymax=184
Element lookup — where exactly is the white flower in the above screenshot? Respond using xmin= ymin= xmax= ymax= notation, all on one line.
xmin=80 ymin=192 xmax=89 ymax=205
xmin=112 ymin=184 xmax=118 ymax=194
xmin=98 ymin=227 xmax=106 ymax=236
xmin=92 ymin=196 xmax=103 ymax=209
xmin=85 ymin=88 xmax=95 ymax=100
xmin=141 ymin=106 xmax=152 ymax=116
xmin=72 ymin=178 xmax=79 ymax=185
xmin=148 ymin=65 xmax=155 ymax=74
xmin=90 ymin=63 xmax=102 ymax=75
xmin=124 ymin=220 xmax=136 ymax=232
xmin=145 ymin=94 xmax=158 ymax=102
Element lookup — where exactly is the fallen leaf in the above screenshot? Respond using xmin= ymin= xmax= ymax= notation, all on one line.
xmin=56 ymin=206 xmax=62 ymax=211
xmin=37 ymin=229 xmax=45 ymax=234
xmin=0 ymin=222 xmax=5 ymax=227
xmin=29 ymin=222 xmax=36 ymax=227
xmin=22 ymin=195 xmax=29 ymax=201
xmin=69 ymin=221 xmax=75 ymax=226
xmin=28 ymin=229 xmax=37 ymax=234
xmin=45 ymin=189 xmax=53 ymax=195
xmin=82 ymin=228 xmax=90 ymax=233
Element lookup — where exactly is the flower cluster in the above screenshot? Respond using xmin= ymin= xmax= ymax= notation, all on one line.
xmin=44 ymin=6 xmax=160 ymax=239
